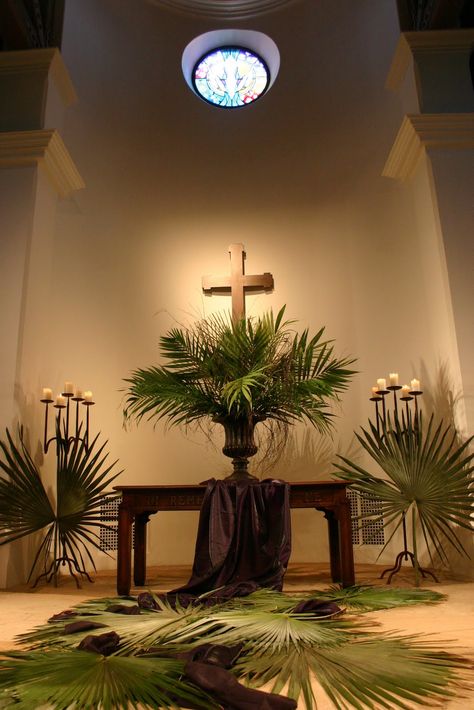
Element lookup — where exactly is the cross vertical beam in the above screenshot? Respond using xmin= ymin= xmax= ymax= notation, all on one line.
xmin=202 ymin=244 xmax=274 ymax=322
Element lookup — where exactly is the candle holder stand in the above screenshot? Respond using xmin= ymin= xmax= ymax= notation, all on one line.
xmin=370 ymin=384 xmax=437 ymax=584
xmin=380 ymin=514 xmax=439 ymax=584
xmin=35 ymin=390 xmax=95 ymax=588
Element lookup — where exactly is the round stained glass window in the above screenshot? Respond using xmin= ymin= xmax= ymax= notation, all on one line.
xmin=193 ymin=47 xmax=270 ymax=108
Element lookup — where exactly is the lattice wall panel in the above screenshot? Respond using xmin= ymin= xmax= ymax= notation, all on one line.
xmin=360 ymin=493 xmax=385 ymax=545
xmin=348 ymin=490 xmax=385 ymax=546
xmin=99 ymin=496 xmax=133 ymax=552
xmin=346 ymin=489 xmax=360 ymax=545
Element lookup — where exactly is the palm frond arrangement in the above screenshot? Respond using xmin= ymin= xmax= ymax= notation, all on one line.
xmin=2 ymin=586 xmax=470 ymax=710
xmin=123 ymin=306 xmax=355 ymax=436
xmin=334 ymin=412 xmax=474 ymax=583
xmin=0 ymin=426 xmax=121 ymax=585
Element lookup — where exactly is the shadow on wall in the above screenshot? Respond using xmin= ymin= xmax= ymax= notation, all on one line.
xmin=252 ymin=427 xmax=360 ymax=481
xmin=420 ymin=360 xmax=463 ymax=431
xmin=419 ymin=359 xmax=474 ymax=579
xmin=0 ymin=384 xmax=44 ymax=588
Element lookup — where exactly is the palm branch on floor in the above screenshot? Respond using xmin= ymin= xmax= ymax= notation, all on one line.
xmin=5 ymin=586 xmax=471 ymax=710
xmin=0 ymin=652 xmax=214 ymax=710
xmin=0 ymin=426 xmax=121 ymax=586
xmin=334 ymin=412 xmax=474 ymax=585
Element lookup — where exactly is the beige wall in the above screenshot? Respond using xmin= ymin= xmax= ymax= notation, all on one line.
xmin=1 ymin=0 xmax=471 ymax=582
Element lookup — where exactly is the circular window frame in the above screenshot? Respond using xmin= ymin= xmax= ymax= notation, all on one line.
xmin=192 ymin=45 xmax=270 ymax=109
xmin=182 ymin=29 xmax=280 ymax=108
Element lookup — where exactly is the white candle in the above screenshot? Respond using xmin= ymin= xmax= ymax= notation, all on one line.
xmin=42 ymin=387 xmax=53 ymax=401
xmin=410 ymin=379 xmax=420 ymax=391
xmin=401 ymin=385 xmax=410 ymax=398
xmin=389 ymin=373 xmax=399 ymax=386
xmin=83 ymin=391 xmax=93 ymax=403
xmin=74 ymin=388 xmax=83 ymax=400
xmin=55 ymin=395 xmax=66 ymax=407
xmin=377 ymin=378 xmax=386 ymax=391
xmin=64 ymin=381 xmax=74 ymax=394
xmin=371 ymin=386 xmax=379 ymax=398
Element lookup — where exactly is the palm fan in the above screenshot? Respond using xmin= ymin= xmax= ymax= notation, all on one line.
xmin=301 ymin=584 xmax=446 ymax=611
xmin=236 ymin=632 xmax=470 ymax=709
xmin=0 ymin=426 xmax=121 ymax=584
xmin=334 ymin=413 xmax=474 ymax=579
xmin=0 ymin=651 xmax=214 ymax=710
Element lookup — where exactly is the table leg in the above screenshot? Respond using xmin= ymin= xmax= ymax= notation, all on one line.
xmin=337 ymin=500 xmax=355 ymax=588
xmin=117 ymin=504 xmax=132 ymax=596
xmin=324 ymin=509 xmax=342 ymax=582
xmin=134 ymin=513 xmax=150 ymax=586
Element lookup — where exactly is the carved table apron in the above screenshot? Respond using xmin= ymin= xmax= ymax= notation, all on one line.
xmin=114 ymin=481 xmax=355 ymax=596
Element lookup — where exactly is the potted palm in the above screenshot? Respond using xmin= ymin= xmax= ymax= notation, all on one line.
xmin=123 ymin=307 xmax=355 ymax=480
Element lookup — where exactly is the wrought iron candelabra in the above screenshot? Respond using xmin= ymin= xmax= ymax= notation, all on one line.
xmin=369 ymin=373 xmax=423 ymax=436
xmin=37 ymin=381 xmax=95 ymax=587
xmin=41 ymin=382 xmax=94 ymax=456
xmin=369 ymin=372 xmax=438 ymax=584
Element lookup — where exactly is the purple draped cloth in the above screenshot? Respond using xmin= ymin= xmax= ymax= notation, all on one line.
xmin=168 ymin=478 xmax=291 ymax=601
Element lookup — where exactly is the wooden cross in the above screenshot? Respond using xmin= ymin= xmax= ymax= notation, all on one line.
xmin=202 ymin=244 xmax=274 ymax=321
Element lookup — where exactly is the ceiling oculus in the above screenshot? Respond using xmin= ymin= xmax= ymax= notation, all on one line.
xmin=182 ymin=30 xmax=280 ymax=109
xmin=194 ymin=47 xmax=268 ymax=108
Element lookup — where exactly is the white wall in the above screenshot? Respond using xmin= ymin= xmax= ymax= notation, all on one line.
xmin=2 ymin=0 xmax=470 ymax=581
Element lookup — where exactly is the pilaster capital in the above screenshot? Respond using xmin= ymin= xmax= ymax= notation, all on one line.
xmin=382 ymin=113 xmax=474 ymax=180
xmin=386 ymin=29 xmax=474 ymax=91
xmin=0 ymin=48 xmax=77 ymax=106
xmin=0 ymin=129 xmax=85 ymax=197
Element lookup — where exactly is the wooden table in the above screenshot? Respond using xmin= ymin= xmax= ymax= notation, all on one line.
xmin=114 ymin=480 xmax=355 ymax=596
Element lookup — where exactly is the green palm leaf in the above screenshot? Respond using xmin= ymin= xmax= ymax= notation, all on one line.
xmin=334 ymin=413 xmax=474 ymax=573
xmin=11 ymin=588 xmax=471 ymax=710
xmin=0 ymin=428 xmax=55 ymax=545
xmin=0 ymin=651 xmax=215 ymax=710
xmin=17 ymin=594 xmax=213 ymax=654
xmin=304 ymin=584 xmax=446 ymax=611
xmin=55 ymin=431 xmax=122 ymax=563
xmin=123 ymin=306 xmax=355 ymax=442
xmin=164 ymin=606 xmax=469 ymax=709
xmin=237 ymin=634 xmax=469 ymax=710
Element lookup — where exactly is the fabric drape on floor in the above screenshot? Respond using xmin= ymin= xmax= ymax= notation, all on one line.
xmin=169 ymin=478 xmax=291 ymax=601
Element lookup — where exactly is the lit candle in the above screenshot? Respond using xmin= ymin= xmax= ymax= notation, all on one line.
xmin=410 ymin=379 xmax=420 ymax=391
xmin=371 ymin=386 xmax=379 ymax=398
xmin=377 ymin=378 xmax=386 ymax=391
xmin=42 ymin=387 xmax=53 ymax=401
xmin=389 ymin=373 xmax=399 ymax=386
xmin=74 ymin=388 xmax=83 ymax=400
xmin=63 ymin=381 xmax=74 ymax=394
xmin=55 ymin=395 xmax=66 ymax=407
xmin=83 ymin=391 xmax=93 ymax=403
xmin=401 ymin=385 xmax=410 ymax=398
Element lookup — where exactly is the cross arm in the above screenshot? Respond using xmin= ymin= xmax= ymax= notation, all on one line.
xmin=202 ymin=275 xmax=232 ymax=292
xmin=243 ymin=272 xmax=274 ymax=290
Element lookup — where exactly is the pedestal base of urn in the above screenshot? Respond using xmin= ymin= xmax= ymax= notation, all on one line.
xmin=224 ymin=457 xmax=259 ymax=481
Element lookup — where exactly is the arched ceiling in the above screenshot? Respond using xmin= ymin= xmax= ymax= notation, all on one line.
xmin=146 ymin=0 xmax=299 ymax=20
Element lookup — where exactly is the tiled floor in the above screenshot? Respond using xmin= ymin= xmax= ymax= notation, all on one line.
xmin=1 ymin=563 xmax=473 ymax=708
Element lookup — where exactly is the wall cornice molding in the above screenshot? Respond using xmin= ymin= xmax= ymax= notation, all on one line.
xmin=0 ymin=48 xmax=77 ymax=106
xmin=383 ymin=113 xmax=474 ymax=181
xmin=0 ymin=129 xmax=85 ymax=197
xmin=386 ymin=29 xmax=474 ymax=91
